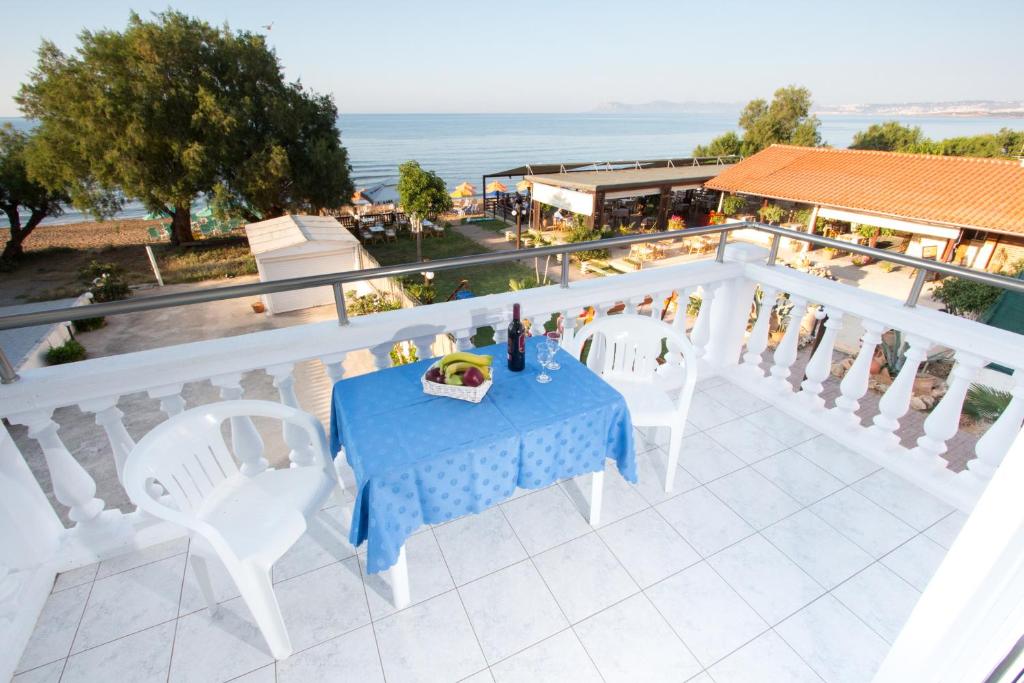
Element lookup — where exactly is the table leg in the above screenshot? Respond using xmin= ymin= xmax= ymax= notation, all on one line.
xmin=391 ymin=545 xmax=411 ymax=609
xmin=589 ymin=470 xmax=604 ymax=527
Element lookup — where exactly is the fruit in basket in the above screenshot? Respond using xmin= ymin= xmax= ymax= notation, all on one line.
xmin=425 ymin=366 xmax=444 ymax=383
xmin=461 ymin=366 xmax=486 ymax=387
xmin=444 ymin=361 xmax=492 ymax=380
xmin=446 ymin=374 xmax=464 ymax=386
xmin=439 ymin=352 xmax=492 ymax=370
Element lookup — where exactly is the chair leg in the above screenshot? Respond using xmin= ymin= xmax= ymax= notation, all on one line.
xmin=390 ymin=545 xmax=411 ymax=610
xmin=237 ymin=565 xmax=293 ymax=660
xmin=589 ymin=469 xmax=604 ymax=527
xmin=665 ymin=425 xmax=683 ymax=493
xmin=190 ymin=554 xmax=219 ymax=616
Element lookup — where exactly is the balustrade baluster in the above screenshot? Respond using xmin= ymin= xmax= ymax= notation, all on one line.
xmin=966 ymin=370 xmax=1024 ymax=484
xmin=79 ymin=398 xmax=135 ymax=484
xmin=266 ymin=364 xmax=315 ymax=468
xmin=912 ymin=351 xmax=986 ymax=466
xmin=9 ymin=410 xmax=105 ymax=527
xmin=453 ymin=329 xmax=476 ymax=352
xmin=148 ymin=384 xmax=186 ymax=418
xmin=689 ymin=284 xmax=718 ymax=360
xmin=494 ymin=310 xmax=512 ymax=344
xmin=741 ymin=285 xmax=779 ymax=378
xmin=211 ymin=373 xmax=267 ymax=476
xmin=671 ymin=287 xmax=694 ymax=332
xmin=320 ymin=353 xmax=347 ymax=384
xmin=834 ymin=320 xmax=886 ymax=427
xmin=870 ymin=334 xmax=932 ymax=445
xmin=800 ymin=307 xmax=845 ymax=409
xmin=368 ymin=344 xmax=395 ymax=371
xmin=558 ymin=309 xmax=574 ymax=349
xmin=768 ymin=295 xmax=808 ymax=393
xmin=411 ymin=335 xmax=436 ymax=359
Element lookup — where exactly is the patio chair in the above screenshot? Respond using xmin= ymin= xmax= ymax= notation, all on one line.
xmin=384 ymin=227 xmax=397 ymax=242
xmin=359 ymin=228 xmax=373 ymax=243
xmin=123 ymin=400 xmax=340 ymax=660
xmin=572 ymin=314 xmax=697 ymax=493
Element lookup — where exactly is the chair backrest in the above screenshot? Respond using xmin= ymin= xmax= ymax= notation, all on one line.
xmin=572 ymin=314 xmax=698 ymax=410
xmin=124 ymin=400 xmax=330 ymax=521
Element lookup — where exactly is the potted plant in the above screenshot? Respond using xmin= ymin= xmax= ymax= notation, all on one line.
xmin=758 ymin=204 xmax=785 ymax=225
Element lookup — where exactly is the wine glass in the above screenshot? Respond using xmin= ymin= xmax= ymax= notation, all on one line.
xmin=544 ymin=331 xmax=561 ymax=370
xmin=536 ymin=344 xmax=553 ymax=384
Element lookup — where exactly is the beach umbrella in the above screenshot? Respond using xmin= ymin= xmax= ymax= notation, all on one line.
xmin=516 ymin=180 xmax=531 ymax=192
xmin=450 ymin=186 xmax=474 ymax=198
xmin=351 ymin=189 xmax=371 ymax=206
xmin=485 ymin=181 xmax=508 ymax=193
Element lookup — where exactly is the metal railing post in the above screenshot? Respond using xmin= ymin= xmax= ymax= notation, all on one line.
xmin=906 ymin=269 xmax=928 ymax=308
xmin=332 ymin=283 xmax=349 ymax=325
xmin=766 ymin=233 xmax=781 ymax=266
xmin=715 ymin=232 xmax=729 ymax=263
xmin=560 ymin=252 xmax=570 ymax=288
xmin=0 ymin=347 xmax=19 ymax=384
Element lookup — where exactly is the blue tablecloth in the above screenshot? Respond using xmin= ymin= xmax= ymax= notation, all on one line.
xmin=330 ymin=337 xmax=636 ymax=573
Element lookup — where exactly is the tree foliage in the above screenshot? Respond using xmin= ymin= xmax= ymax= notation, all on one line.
xmin=397 ymin=161 xmax=452 ymax=261
xmin=0 ymin=124 xmax=68 ymax=261
xmin=694 ymin=86 xmax=822 ymax=157
xmin=17 ymin=11 xmax=352 ymax=244
xmin=850 ymin=121 xmax=1024 ymax=159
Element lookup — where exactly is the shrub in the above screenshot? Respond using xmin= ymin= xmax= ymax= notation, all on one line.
xmin=344 ymin=291 xmax=402 ymax=316
xmin=402 ymin=281 xmax=435 ymax=304
xmin=509 ymin=277 xmax=545 ymax=291
xmin=79 ymin=260 xmax=131 ymax=302
xmin=721 ymin=194 xmax=746 ymax=216
xmin=565 ymin=223 xmax=608 ymax=261
xmin=390 ymin=341 xmax=419 ymax=366
xmin=78 ymin=260 xmax=125 ymax=283
xmin=963 ymin=384 xmax=1012 ymax=422
xmin=73 ymin=317 xmax=106 ymax=333
xmin=758 ymin=204 xmax=785 ymax=224
xmin=45 ymin=339 xmax=86 ymax=365
xmin=932 ymin=277 xmax=1001 ymax=319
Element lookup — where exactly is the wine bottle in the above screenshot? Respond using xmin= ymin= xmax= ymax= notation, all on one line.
xmin=507 ymin=303 xmax=526 ymax=371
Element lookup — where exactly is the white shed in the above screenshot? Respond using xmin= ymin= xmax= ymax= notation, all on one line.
xmin=245 ymin=214 xmax=361 ymax=314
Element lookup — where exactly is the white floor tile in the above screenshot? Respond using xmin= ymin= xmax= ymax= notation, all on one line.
xmin=599 ymin=508 xmax=700 ymax=587
xmin=52 ymin=564 xmax=98 ymax=593
xmin=762 ymin=510 xmax=873 ymax=589
xmin=777 ymin=596 xmax=889 ymax=683
xmin=278 ymin=624 xmax=384 ymax=683
xmin=460 ymin=670 xmax=495 ymax=682
xmin=704 ymin=418 xmax=787 ymax=464
xmin=631 ymin=447 xmax=701 ymax=505
xmin=560 ymin=462 xmax=649 ymax=528
xmin=685 ymin=391 xmax=741 ymax=430
xmin=490 ymin=629 xmax=602 ymax=683
xmin=833 ymin=563 xmax=921 ymax=643
xmin=677 ymin=432 xmax=747 ymax=484
xmin=685 ymin=674 xmax=713 ymax=683
xmin=169 ymin=597 xmax=274 ymax=683
xmin=374 ymin=590 xmax=487 ymax=682
xmin=924 ymin=511 xmax=969 ymax=549
xmin=696 ymin=375 xmax=728 ymax=391
xmin=501 ymin=486 xmax=591 ymax=555
xmin=360 ymin=532 xmax=454 ymax=620
xmin=232 ymin=665 xmax=276 ymax=682
xmin=880 ymin=534 xmax=947 ymax=591
xmin=11 ymin=660 xmax=63 ymax=683
xmin=273 ymin=510 xmax=356 ymax=583
xmin=73 ymin=554 xmax=185 ymax=653
xmin=810 ymin=488 xmax=916 ymax=558
xmin=633 ymin=427 xmax=661 ymax=453
xmin=702 ymin=381 xmax=770 ymax=415
xmin=656 ymin=487 xmax=755 ymax=557
xmin=17 ymin=583 xmax=90 ymax=672
xmin=706 ymin=468 xmax=802 ymax=529
xmin=275 ymin=557 xmax=371 ymax=651
xmin=95 ymin=537 xmax=189 ymax=580
xmin=708 ymin=535 xmax=824 ymax=625
xmin=179 ymin=551 xmax=240 ymax=616
xmin=575 ymin=593 xmax=702 ymax=682
xmin=708 ymin=630 xmax=823 ymax=683
xmin=852 ymin=469 xmax=955 ymax=531
xmin=61 ymin=621 xmax=174 ymax=683
xmin=645 ymin=562 xmax=767 ymax=668
xmin=744 ymin=407 xmax=821 ymax=447
xmin=792 ymin=436 xmax=880 ymax=484
xmin=459 ymin=561 xmax=568 ymax=663
xmin=753 ymin=450 xmax=844 ymax=506
xmin=434 ymin=507 xmax=528 ymax=585
xmin=532 ymin=533 xmax=639 ymax=623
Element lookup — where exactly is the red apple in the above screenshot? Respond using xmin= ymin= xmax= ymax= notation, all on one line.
xmin=425 ymin=366 xmax=444 ymax=383
xmin=461 ymin=366 xmax=485 ymax=387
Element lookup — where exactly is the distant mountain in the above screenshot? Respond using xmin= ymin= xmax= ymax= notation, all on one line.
xmin=815 ymin=100 xmax=1024 ymax=117
xmin=591 ymin=100 xmax=741 ymax=114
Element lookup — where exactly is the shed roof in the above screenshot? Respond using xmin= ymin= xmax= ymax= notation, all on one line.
xmin=524 ymin=165 xmax=731 ymax=193
xmin=706 ymin=145 xmax=1024 ymax=235
xmin=245 ymin=215 xmax=359 ymax=257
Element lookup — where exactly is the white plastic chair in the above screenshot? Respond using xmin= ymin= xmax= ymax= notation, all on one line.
xmin=572 ymin=313 xmax=698 ymax=494
xmin=123 ymin=400 xmax=340 ymax=660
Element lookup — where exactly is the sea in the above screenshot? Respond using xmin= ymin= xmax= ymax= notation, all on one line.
xmin=1 ymin=112 xmax=1021 ymax=228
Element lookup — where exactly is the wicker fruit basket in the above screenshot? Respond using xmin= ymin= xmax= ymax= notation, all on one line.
xmin=421 ymin=368 xmax=492 ymax=403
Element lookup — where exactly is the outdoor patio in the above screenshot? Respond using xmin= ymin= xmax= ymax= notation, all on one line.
xmin=13 ymin=377 xmax=965 ymax=683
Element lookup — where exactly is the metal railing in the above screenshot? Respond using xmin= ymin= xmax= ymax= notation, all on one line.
xmin=2 ymin=221 xmax=1023 ymax=384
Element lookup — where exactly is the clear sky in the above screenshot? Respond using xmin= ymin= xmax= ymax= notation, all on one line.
xmin=2 ymin=0 xmax=1022 ymax=116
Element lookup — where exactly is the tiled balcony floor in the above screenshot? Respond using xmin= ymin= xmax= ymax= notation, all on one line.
xmin=15 ymin=378 xmax=968 ymax=683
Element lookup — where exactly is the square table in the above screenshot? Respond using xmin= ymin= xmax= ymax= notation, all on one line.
xmin=329 ymin=337 xmax=636 ymax=582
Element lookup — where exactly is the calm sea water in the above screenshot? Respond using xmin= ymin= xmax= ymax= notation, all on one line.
xmin=2 ymin=113 xmax=1021 ymax=227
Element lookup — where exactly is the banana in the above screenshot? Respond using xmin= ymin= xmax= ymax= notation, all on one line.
xmin=439 ymin=352 xmax=492 ymax=370
xmin=444 ymin=362 xmax=491 ymax=380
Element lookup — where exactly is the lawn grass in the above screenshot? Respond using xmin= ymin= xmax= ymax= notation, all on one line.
xmin=364 ymin=229 xmax=535 ymax=299
xmin=472 ymin=219 xmax=511 ymax=234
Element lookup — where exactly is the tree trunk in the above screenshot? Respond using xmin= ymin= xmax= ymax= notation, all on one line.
xmin=414 ymin=215 xmax=423 ymax=262
xmin=1 ymin=209 xmax=46 ymax=261
xmin=169 ymin=205 xmax=194 ymax=245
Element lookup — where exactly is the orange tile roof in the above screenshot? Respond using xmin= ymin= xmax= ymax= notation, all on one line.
xmin=706 ymin=145 xmax=1024 ymax=235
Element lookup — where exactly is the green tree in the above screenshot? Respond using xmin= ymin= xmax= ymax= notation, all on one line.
xmin=850 ymin=121 xmax=927 ymax=151
xmin=17 ymin=11 xmax=352 ymax=245
xmin=0 ymin=124 xmax=68 ymax=262
xmin=397 ymin=161 xmax=452 ymax=262
xmin=693 ymin=85 xmax=822 ymax=157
